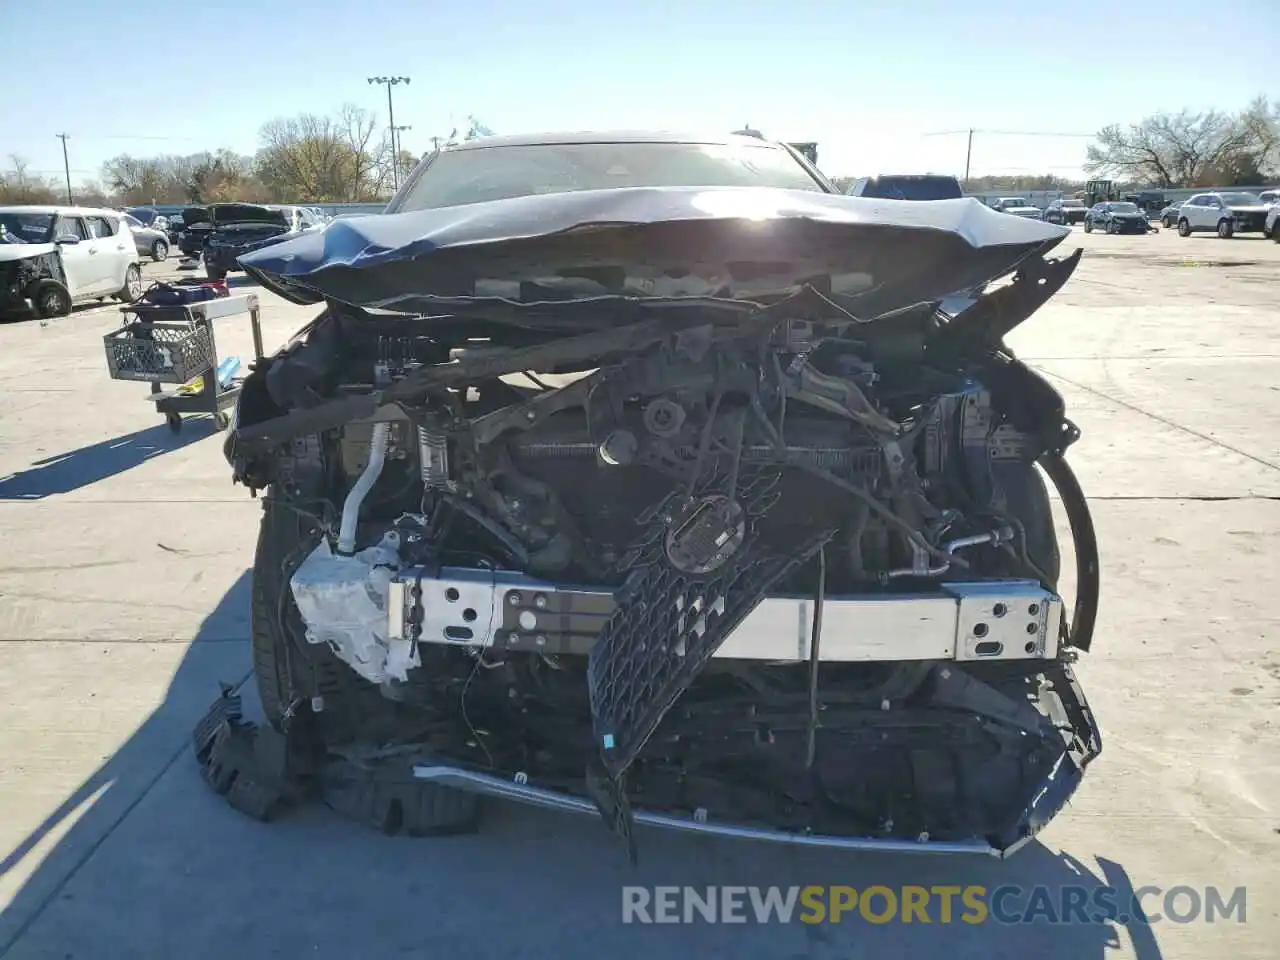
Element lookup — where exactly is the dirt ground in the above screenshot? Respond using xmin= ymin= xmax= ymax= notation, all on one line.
xmin=0 ymin=228 xmax=1276 ymax=959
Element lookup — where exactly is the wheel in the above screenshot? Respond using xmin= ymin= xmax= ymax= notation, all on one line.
xmin=1217 ymin=218 xmax=1234 ymax=239
xmin=206 ymin=264 xmax=227 ymax=282
xmin=1105 ymin=219 xmax=1117 ymax=234
xmin=115 ymin=264 xmax=143 ymax=302
xmin=151 ymin=239 xmax=169 ymax=262
xmin=28 ymin=280 xmax=72 ymax=319
xmin=165 ymin=411 xmax=182 ymax=433
xmin=1177 ymin=218 xmax=1192 ymax=237
xmin=1083 ymin=219 xmax=1093 ymax=233
xmin=1273 ymin=222 xmax=1280 ymax=243
xmin=1162 ymin=216 xmax=1173 ymax=228
xmin=213 ymin=410 xmax=231 ymax=430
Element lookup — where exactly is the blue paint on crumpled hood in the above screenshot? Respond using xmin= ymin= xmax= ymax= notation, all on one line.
xmin=238 ymin=187 xmax=1070 ymax=314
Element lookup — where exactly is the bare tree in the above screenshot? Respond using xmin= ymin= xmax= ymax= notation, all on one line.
xmin=0 ymin=155 xmax=60 ymax=204
xmin=256 ymin=104 xmax=385 ymax=202
xmin=1085 ymin=105 xmax=1272 ymax=187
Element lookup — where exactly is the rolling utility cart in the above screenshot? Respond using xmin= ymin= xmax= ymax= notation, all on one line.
xmin=103 ymin=292 xmax=265 ymax=433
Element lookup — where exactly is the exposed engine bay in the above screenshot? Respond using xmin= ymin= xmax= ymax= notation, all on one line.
xmin=221 ymin=189 xmax=1101 ymax=857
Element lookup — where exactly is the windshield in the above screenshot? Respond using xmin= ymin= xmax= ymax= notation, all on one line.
xmin=1218 ymin=192 xmax=1261 ymax=205
xmin=124 ymin=215 xmax=145 ymax=230
xmin=396 ymin=140 xmax=827 ymax=211
xmin=1108 ymin=202 xmax=1139 ymax=213
xmin=859 ymin=176 xmax=962 ymax=200
xmin=0 ymin=212 xmax=55 ymax=244
xmin=126 ymin=208 xmax=157 ymax=225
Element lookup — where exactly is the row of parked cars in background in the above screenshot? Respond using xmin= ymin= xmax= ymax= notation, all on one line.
xmin=122 ymin=204 xmax=330 ymax=264
xmin=0 ymin=200 xmax=333 ymax=321
xmin=1004 ymin=189 xmax=1280 ymax=240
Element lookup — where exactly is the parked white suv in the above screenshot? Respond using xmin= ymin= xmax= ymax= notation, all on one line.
xmin=1175 ymin=191 xmax=1271 ymax=238
xmin=0 ymin=205 xmax=144 ymax=318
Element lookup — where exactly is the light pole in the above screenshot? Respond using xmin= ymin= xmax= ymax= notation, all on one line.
xmin=367 ymin=76 xmax=410 ymax=190
xmin=391 ymin=124 xmax=412 ymax=186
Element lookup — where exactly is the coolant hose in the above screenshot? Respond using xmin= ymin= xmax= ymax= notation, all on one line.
xmin=1039 ymin=450 xmax=1100 ymax=652
xmin=337 ymin=421 xmax=391 ymax=556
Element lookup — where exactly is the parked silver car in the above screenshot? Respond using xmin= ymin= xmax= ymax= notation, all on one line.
xmin=122 ymin=213 xmax=170 ymax=261
xmin=1159 ymin=201 xmax=1184 ymax=228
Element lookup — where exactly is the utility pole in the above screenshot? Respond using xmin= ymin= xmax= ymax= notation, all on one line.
xmin=963 ymin=128 xmax=974 ymax=187
xmin=367 ymin=76 xmax=411 ymax=191
xmin=56 ymin=133 xmax=72 ymax=204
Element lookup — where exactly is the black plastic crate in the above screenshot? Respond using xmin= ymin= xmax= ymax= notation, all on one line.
xmin=104 ymin=320 xmax=216 ymax=384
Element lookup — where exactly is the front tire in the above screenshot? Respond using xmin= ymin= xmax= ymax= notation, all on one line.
xmin=29 ymin=280 xmax=72 ymax=319
xmin=206 ymin=264 xmax=227 ymax=282
xmin=1083 ymin=219 xmax=1093 ymax=233
xmin=1105 ymin=219 xmax=1117 ymax=234
xmin=151 ymin=239 xmax=169 ymax=262
xmin=1162 ymin=215 xmax=1173 ymax=228
xmin=1177 ymin=218 xmax=1192 ymax=237
xmin=115 ymin=264 xmax=143 ymax=302
xmin=1217 ymin=218 xmax=1234 ymax=239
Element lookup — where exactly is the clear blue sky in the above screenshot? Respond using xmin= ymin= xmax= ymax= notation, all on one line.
xmin=4 ymin=0 xmax=1276 ymax=185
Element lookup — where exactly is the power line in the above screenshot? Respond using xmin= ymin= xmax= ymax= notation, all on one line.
xmin=924 ymin=128 xmax=1095 ymax=138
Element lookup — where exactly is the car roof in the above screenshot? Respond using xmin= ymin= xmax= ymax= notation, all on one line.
xmin=441 ymin=130 xmax=789 ymax=152
xmin=865 ymin=173 xmax=959 ymax=181
xmin=0 ymin=204 xmax=124 ymax=217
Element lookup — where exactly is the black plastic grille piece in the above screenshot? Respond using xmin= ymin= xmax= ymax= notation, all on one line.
xmin=587 ymin=462 xmax=835 ymax=779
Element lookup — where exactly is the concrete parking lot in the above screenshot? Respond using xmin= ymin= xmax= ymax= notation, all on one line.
xmin=0 ymin=229 xmax=1277 ymax=959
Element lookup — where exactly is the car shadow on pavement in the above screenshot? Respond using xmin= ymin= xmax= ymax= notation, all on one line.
xmin=0 ymin=567 xmax=1165 ymax=959
xmin=0 ymin=571 xmax=253 ymax=958
xmin=0 ymin=422 xmax=210 ymax=500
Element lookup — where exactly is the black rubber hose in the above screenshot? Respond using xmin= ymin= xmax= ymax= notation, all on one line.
xmin=1038 ymin=450 xmax=1100 ymax=652
xmin=804 ymin=545 xmax=826 ymax=769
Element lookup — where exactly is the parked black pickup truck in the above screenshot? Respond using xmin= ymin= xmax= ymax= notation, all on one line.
xmin=179 ymin=204 xmax=296 ymax=278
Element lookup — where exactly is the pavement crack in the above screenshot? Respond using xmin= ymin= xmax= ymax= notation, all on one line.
xmin=1039 ymin=367 xmax=1280 ymax=473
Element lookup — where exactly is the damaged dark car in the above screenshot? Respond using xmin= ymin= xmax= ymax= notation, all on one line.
xmin=214 ymin=132 xmax=1101 ymax=859
xmin=179 ymin=203 xmax=295 ymax=280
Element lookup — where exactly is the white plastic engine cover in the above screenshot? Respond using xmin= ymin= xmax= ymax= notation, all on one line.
xmin=289 ymin=533 xmax=420 ymax=685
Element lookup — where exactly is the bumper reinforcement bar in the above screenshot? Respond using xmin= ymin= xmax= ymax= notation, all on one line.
xmin=387 ymin=568 xmax=1063 ymax=663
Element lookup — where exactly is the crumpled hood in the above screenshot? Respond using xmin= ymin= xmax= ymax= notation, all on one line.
xmin=0 ymin=242 xmax=57 ymax=263
xmin=183 ymin=204 xmax=287 ymax=228
xmin=239 ymin=188 xmax=1070 ymax=321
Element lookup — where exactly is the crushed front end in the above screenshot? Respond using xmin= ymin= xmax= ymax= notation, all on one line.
xmin=218 ymin=189 xmax=1101 ymax=857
